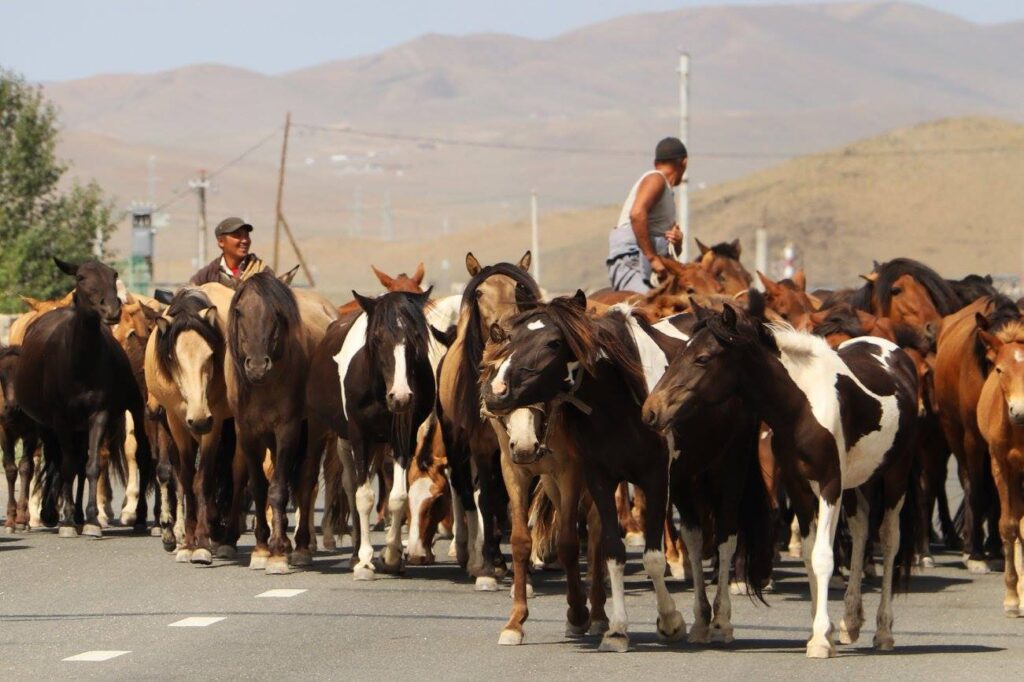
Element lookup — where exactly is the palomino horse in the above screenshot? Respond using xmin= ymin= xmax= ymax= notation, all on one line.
xmin=146 ymin=284 xmax=236 ymax=563
xmin=934 ymin=296 xmax=1019 ymax=572
xmin=482 ymin=294 xmax=686 ymax=652
xmin=645 ymin=297 xmax=919 ymax=658
xmin=976 ymin=318 xmax=1024 ymax=616
xmin=226 ymin=272 xmax=336 ymax=573
xmin=695 ymin=238 xmax=752 ymax=295
xmin=0 ymin=346 xmax=38 ymax=532
xmin=308 ymin=288 xmax=436 ymax=579
xmin=15 ymin=259 xmax=152 ymax=538
xmin=436 ymin=252 xmax=537 ymax=589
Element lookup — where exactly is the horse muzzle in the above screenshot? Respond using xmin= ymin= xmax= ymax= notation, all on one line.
xmin=387 ymin=393 xmax=413 ymax=414
xmin=186 ymin=414 xmax=214 ymax=435
xmin=508 ymin=440 xmax=545 ymax=465
xmin=244 ymin=356 xmax=271 ymax=383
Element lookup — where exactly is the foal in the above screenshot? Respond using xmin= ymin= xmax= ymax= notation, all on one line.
xmin=645 ymin=298 xmax=919 ymax=658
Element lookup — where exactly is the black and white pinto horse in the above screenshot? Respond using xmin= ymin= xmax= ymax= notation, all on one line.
xmin=645 ymin=298 xmax=918 ymax=658
xmin=308 ymin=289 xmax=456 ymax=579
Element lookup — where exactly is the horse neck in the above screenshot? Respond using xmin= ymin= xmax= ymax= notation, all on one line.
xmin=734 ymin=344 xmax=811 ymax=435
xmin=70 ymin=306 xmax=105 ymax=356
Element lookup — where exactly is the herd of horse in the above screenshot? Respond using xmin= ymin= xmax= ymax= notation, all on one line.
xmin=1 ymin=241 xmax=1023 ymax=660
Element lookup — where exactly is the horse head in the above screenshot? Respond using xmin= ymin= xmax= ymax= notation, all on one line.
xmin=978 ymin=317 xmax=1024 ymax=426
xmin=759 ymin=270 xmax=816 ymax=331
xmin=229 ymin=272 xmax=300 ymax=385
xmin=696 ymin=238 xmax=752 ymax=295
xmin=54 ymin=257 xmax=121 ymax=325
xmin=371 ymin=262 xmax=426 ymax=293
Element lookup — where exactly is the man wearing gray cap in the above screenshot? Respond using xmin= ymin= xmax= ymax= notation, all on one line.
xmin=606 ymin=137 xmax=687 ymax=292
xmin=189 ymin=216 xmax=273 ymax=286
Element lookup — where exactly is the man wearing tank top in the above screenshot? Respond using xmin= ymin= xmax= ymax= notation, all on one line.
xmin=606 ymin=137 xmax=687 ymax=292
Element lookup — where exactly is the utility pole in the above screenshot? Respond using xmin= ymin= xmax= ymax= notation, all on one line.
xmin=677 ymin=51 xmax=691 ymax=262
xmin=273 ymin=112 xmax=291 ymax=272
xmin=530 ymin=190 xmax=540 ymax=285
xmin=189 ymin=169 xmax=209 ymax=268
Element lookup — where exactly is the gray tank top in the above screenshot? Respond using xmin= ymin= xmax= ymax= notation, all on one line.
xmin=615 ymin=170 xmax=676 ymax=237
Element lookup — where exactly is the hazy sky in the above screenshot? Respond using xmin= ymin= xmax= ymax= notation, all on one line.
xmin=1 ymin=1 xmax=1019 ymax=82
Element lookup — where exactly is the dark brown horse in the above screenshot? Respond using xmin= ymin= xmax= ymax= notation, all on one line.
xmin=15 ymin=258 xmax=152 ymax=538
xmin=0 ymin=346 xmax=39 ymax=532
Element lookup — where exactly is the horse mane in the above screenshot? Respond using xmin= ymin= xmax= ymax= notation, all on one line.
xmin=363 ymin=292 xmax=431 ymax=368
xmin=973 ymin=294 xmax=1023 ymax=375
xmin=892 ymin=323 xmax=930 ymax=355
xmin=0 ymin=345 xmax=21 ymax=361
xmin=155 ymin=288 xmax=223 ymax=376
xmin=452 ymin=262 xmax=541 ymax=425
xmin=947 ymin=273 xmax=997 ymax=307
xmin=811 ymin=303 xmax=865 ymax=339
xmin=996 ymin=321 xmax=1024 ymax=345
xmin=857 ymin=258 xmax=960 ymax=316
xmin=695 ymin=241 xmax=742 ymax=262
xmin=228 ymin=272 xmax=300 ymax=389
xmin=768 ymin=323 xmax=832 ymax=361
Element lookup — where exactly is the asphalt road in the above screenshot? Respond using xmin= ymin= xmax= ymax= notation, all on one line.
xmin=1 ymin=481 xmax=1022 ymax=681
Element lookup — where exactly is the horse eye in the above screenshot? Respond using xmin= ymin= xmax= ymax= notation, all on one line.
xmin=475 ymin=290 xmax=484 ymax=299
xmin=996 ymin=366 xmax=1003 ymax=374
xmin=891 ymin=286 xmax=902 ymax=295
xmin=546 ymin=339 xmax=561 ymax=350
xmin=695 ymin=355 xmax=711 ymax=366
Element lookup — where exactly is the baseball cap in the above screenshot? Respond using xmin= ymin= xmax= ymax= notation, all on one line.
xmin=215 ymin=216 xmax=253 ymax=237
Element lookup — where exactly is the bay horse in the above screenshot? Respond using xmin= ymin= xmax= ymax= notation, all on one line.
xmin=482 ymin=293 xmax=686 ymax=652
xmin=337 ymin=262 xmax=426 ymax=317
xmin=976 ymin=318 xmax=1024 ymax=615
xmin=934 ymin=296 xmax=1019 ymax=572
xmin=15 ymin=258 xmax=152 ymax=538
xmin=1 ymin=346 xmax=38 ymax=532
xmin=307 ymin=288 xmax=435 ymax=579
xmin=644 ymin=297 xmax=919 ymax=658
xmin=695 ymin=238 xmax=752 ymax=295
xmin=226 ymin=272 xmax=333 ymax=573
xmin=758 ymin=270 xmax=818 ymax=331
xmin=436 ymin=252 xmax=537 ymax=589
xmin=146 ymin=284 xmax=236 ymax=563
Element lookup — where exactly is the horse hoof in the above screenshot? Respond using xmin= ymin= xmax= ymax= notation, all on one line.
xmin=15 ymin=523 xmax=28 ymax=531
xmin=657 ymin=611 xmax=687 ymax=642
xmin=406 ymin=553 xmax=434 ymax=566
xmin=162 ymin=538 xmax=177 ymax=553
xmin=729 ymin=581 xmax=749 ymax=597
xmin=176 ymin=549 xmax=193 ymax=563
xmin=687 ymin=625 xmax=711 ymax=644
xmin=828 ymin=575 xmax=846 ymax=590
xmin=475 ymin=576 xmax=498 ymax=592
xmin=788 ymin=543 xmax=802 ymax=558
xmin=82 ymin=524 xmax=103 ymax=538
xmin=806 ymin=641 xmax=836 ymax=659
xmin=710 ymin=626 xmax=734 ymax=644
xmin=119 ymin=511 xmax=136 ymax=527
xmin=873 ymin=634 xmax=895 ymax=651
xmin=624 ymin=532 xmax=645 ymax=548
xmin=149 ymin=525 xmax=162 ymax=537
xmin=2 ymin=526 xmax=14 ymax=535
xmin=1003 ymin=604 xmax=1021 ymax=618
xmin=498 ymin=629 xmax=524 ymax=646
xmin=249 ymin=554 xmax=268 ymax=570
xmin=920 ymin=555 xmax=935 ymax=569
xmin=290 ymin=550 xmax=313 ymax=567
xmin=265 ymin=556 xmax=292 ymax=575
xmin=667 ymin=560 xmax=687 ymax=580
xmin=191 ymin=549 xmax=213 ymax=565
xmin=966 ymin=559 xmax=991 ymax=574
xmin=588 ymin=620 xmax=609 ymax=636
xmin=322 ymin=536 xmax=337 ymax=551
xmin=216 ymin=545 xmax=237 ymax=560
xmin=598 ymin=632 xmax=629 ymax=653
xmin=380 ymin=556 xmax=403 ymax=575
xmin=353 ymin=564 xmax=376 ymax=581
xmin=565 ymin=620 xmax=590 ymax=638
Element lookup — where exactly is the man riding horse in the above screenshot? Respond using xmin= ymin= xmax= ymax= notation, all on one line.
xmin=190 ymin=216 xmax=273 ymax=286
xmin=606 ymin=137 xmax=687 ymax=293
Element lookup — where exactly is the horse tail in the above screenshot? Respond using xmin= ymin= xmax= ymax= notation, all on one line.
xmin=736 ymin=417 xmax=775 ymax=604
xmin=895 ymin=441 xmax=922 ymax=593
xmin=528 ymin=483 xmax=558 ymax=567
xmin=38 ymin=433 xmax=62 ymax=528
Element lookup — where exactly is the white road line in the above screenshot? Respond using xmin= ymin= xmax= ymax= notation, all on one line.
xmin=169 ymin=616 xmax=226 ymax=627
xmin=63 ymin=651 xmax=130 ymax=662
xmin=256 ymin=588 xmax=307 ymax=598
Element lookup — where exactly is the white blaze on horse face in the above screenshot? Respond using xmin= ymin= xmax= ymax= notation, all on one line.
xmin=490 ymin=352 xmax=514 ymax=396
xmin=506 ymin=409 xmax=539 ymax=456
xmin=527 ymin=319 xmax=546 ymax=331
xmin=390 ymin=341 xmax=412 ymax=403
xmin=174 ymin=331 xmax=214 ymax=424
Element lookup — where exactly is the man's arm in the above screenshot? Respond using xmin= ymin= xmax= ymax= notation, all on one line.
xmin=629 ymin=174 xmax=667 ymax=273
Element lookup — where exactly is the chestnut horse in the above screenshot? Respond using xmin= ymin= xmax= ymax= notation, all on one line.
xmin=0 ymin=346 xmax=38 ymax=532
xmin=695 ymin=238 xmax=752 ymax=295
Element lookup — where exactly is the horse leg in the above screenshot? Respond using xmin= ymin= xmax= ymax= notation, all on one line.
xmin=628 ymin=486 xmax=647 ymax=548
xmin=677 ymin=491 xmax=712 ymax=644
xmin=964 ymin=430 xmax=992 ymax=573
xmin=53 ymin=430 xmax=79 ymax=536
xmin=167 ymin=416 xmax=198 ymax=562
xmin=556 ymin=469 xmax=590 ymax=638
xmin=874 ymin=494 xmax=905 ymax=650
xmin=991 ymin=457 xmax=1021 ymax=617
xmin=449 ymin=457 xmax=476 ymax=570
xmin=615 ymin=482 xmax=642 ymax=547
xmin=80 ymin=411 xmax=108 ymax=537
xmin=381 ymin=456 xmax=409 ymax=574
xmin=448 ymin=466 xmax=468 ymax=564
xmin=190 ymin=420 xmax=224 ymax=566
xmin=587 ymin=473 xmax=630 ymax=653
xmin=290 ymin=426 xmax=321 ymax=569
xmin=839 ymin=490 xmax=869 ymax=644
xmin=807 ymin=496 xmax=839 ymax=658
xmin=265 ymin=422 xmax=302 ymax=574
xmin=239 ymin=433 xmax=271 ymax=570
xmin=321 ymin=436 xmax=341 ymax=551
xmin=28 ymin=446 xmax=44 ymax=529
xmin=585 ymin=496 xmax=609 ymax=634
xmin=96 ymin=450 xmax=113 ymax=528
xmin=155 ymin=425 xmax=177 ymax=552
xmin=664 ymin=515 xmax=687 ymax=580
xmin=338 ymin=438 xmax=360 ymax=565
xmin=640 ymin=475 xmax=685 ymax=643
xmin=496 ymin=455 xmax=532 ymax=645
xmin=475 ymin=452 xmax=507 ymax=586
xmin=2 ymin=431 xmax=17 ymax=532
xmin=15 ymin=433 xmax=36 ymax=530
xmin=120 ymin=410 xmax=140 ymax=527
xmin=349 ymin=431 xmax=379 ymax=580
xmin=217 ymin=441 xmax=247 ymax=560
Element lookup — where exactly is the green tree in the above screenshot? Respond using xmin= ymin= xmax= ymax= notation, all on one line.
xmin=0 ymin=68 xmax=117 ymax=312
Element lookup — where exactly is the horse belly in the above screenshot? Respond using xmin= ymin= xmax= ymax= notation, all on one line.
xmin=841 ymin=394 xmax=901 ymax=489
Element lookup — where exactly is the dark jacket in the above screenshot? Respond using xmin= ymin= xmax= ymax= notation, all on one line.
xmin=189 ymin=254 xmax=271 ymax=287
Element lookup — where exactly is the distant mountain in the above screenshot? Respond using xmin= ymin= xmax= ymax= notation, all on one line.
xmin=35 ymin=1 xmax=1024 ymax=291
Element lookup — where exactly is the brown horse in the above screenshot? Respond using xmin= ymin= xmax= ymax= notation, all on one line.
xmin=976 ymin=319 xmax=1024 ymax=616
xmin=0 ymin=346 xmax=38 ymax=532
xmin=759 ymin=270 xmax=818 ymax=331
xmin=15 ymin=258 xmax=152 ymax=538
xmin=695 ymin=238 xmax=752 ymax=295
xmin=934 ymin=296 xmax=1019 ymax=572
xmin=337 ymin=263 xmax=426 ymax=316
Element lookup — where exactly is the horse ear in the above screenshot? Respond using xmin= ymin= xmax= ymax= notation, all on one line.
xmin=645 ymin=322 xmax=687 ymax=360
xmin=202 ymin=306 xmax=218 ymax=326
xmin=745 ymin=289 xmax=767 ymax=321
xmin=153 ymin=288 xmax=175 ymax=305
xmin=370 ymin=265 xmax=394 ymax=289
xmin=517 ymin=251 xmax=532 ymax=272
xmin=54 ymin=257 xmax=79 ymax=276
xmin=278 ymin=266 xmax=300 ymax=285
xmin=730 ymin=238 xmax=742 ymax=258
xmin=975 ymin=312 xmax=991 ymax=332
xmin=352 ymin=291 xmax=377 ymax=315
xmin=692 ymin=300 xmax=712 ymax=322
xmin=695 ymin=238 xmax=710 ymax=257
xmin=412 ymin=262 xmax=426 ymax=286
xmin=978 ymin=328 xmax=1002 ymax=362
xmin=792 ymin=269 xmax=807 ymax=292
xmin=489 ymin=322 xmax=507 ymax=344
xmin=515 ymin=283 xmax=538 ymax=312
xmin=721 ymin=303 xmax=738 ymax=330
xmin=756 ymin=271 xmax=778 ymax=295
xmin=465 ymin=252 xmax=482 ymax=276
xmin=19 ymin=295 xmax=43 ymax=311
xmin=415 ymin=286 xmax=434 ymax=307
xmin=431 ymin=324 xmax=457 ymax=348
xmin=571 ymin=289 xmax=587 ymax=311
xmin=156 ymin=316 xmax=170 ymax=336
xmin=859 ymin=271 xmax=879 ymax=283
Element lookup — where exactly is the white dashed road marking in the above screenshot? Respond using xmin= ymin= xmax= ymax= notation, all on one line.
xmin=63 ymin=651 xmax=130 ymax=662
xmin=169 ymin=616 xmax=226 ymax=627
xmin=256 ymin=588 xmax=307 ymax=598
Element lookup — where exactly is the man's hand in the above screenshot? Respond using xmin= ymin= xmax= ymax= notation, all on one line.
xmin=666 ymin=223 xmax=683 ymax=247
xmin=649 ymin=255 xmax=667 ymax=278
